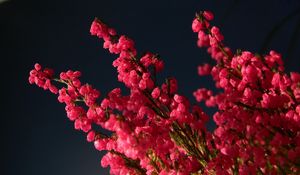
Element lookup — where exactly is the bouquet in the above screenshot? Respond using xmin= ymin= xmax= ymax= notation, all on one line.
xmin=29 ymin=8 xmax=300 ymax=175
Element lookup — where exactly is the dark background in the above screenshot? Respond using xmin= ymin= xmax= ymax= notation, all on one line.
xmin=1 ymin=0 xmax=300 ymax=174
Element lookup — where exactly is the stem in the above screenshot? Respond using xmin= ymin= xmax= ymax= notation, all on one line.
xmin=141 ymin=90 xmax=169 ymax=119
xmin=217 ymin=44 xmax=230 ymax=58
xmin=110 ymin=150 xmax=147 ymax=175
xmin=53 ymin=78 xmax=68 ymax=85
xmin=170 ymin=121 xmax=212 ymax=168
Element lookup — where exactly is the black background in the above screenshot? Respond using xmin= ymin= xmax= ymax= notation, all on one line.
xmin=1 ymin=0 xmax=300 ymax=174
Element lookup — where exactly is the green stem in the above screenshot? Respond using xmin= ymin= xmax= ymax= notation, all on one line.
xmin=110 ymin=150 xmax=147 ymax=175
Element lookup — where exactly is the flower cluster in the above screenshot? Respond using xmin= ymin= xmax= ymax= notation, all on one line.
xmin=193 ymin=11 xmax=300 ymax=174
xmin=29 ymin=9 xmax=300 ymax=175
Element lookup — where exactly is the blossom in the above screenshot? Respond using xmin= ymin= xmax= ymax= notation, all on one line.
xmin=197 ymin=63 xmax=212 ymax=76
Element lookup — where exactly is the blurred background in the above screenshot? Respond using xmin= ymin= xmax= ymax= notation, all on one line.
xmin=1 ymin=0 xmax=300 ymax=174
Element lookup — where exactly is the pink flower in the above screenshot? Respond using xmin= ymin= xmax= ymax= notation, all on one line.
xmin=151 ymin=87 xmax=160 ymax=99
xmin=193 ymin=88 xmax=213 ymax=102
xmin=192 ymin=18 xmax=203 ymax=32
xmin=203 ymin=11 xmax=214 ymax=21
xmin=87 ymin=131 xmax=96 ymax=142
xmin=90 ymin=18 xmax=109 ymax=40
xmin=94 ymin=139 xmax=108 ymax=151
xmin=117 ymin=35 xmax=135 ymax=51
xmin=197 ymin=31 xmax=210 ymax=47
xmin=197 ymin=63 xmax=212 ymax=76
xmin=211 ymin=26 xmax=224 ymax=42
